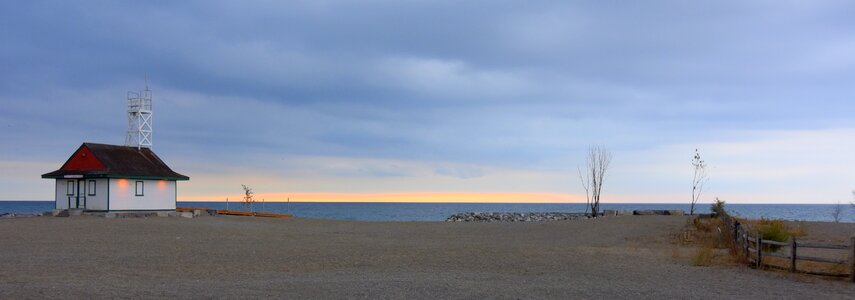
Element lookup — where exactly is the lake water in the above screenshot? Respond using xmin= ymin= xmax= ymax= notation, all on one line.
xmin=2 ymin=201 xmax=853 ymax=222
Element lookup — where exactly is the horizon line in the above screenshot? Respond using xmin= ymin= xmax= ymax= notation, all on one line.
xmin=0 ymin=199 xmax=845 ymax=205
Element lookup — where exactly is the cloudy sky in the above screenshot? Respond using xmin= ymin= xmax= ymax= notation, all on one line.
xmin=2 ymin=1 xmax=854 ymax=203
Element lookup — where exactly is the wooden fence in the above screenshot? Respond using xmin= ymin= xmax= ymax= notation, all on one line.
xmin=722 ymin=216 xmax=855 ymax=282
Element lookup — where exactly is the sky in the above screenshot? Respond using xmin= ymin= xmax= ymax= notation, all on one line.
xmin=1 ymin=1 xmax=854 ymax=204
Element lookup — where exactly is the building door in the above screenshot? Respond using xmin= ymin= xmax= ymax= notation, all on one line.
xmin=75 ymin=179 xmax=86 ymax=209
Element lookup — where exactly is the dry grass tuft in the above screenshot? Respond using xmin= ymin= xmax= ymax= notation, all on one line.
xmin=691 ymin=243 xmax=716 ymax=266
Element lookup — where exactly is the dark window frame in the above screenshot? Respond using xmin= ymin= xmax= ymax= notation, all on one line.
xmin=66 ymin=180 xmax=74 ymax=195
xmin=135 ymin=181 xmax=144 ymax=196
xmin=87 ymin=180 xmax=96 ymax=196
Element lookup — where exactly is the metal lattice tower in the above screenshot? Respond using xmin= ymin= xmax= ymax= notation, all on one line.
xmin=125 ymin=79 xmax=153 ymax=149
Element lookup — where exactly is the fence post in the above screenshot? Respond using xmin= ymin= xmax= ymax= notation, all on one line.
xmin=756 ymin=234 xmax=762 ymax=268
xmin=733 ymin=222 xmax=739 ymax=243
xmin=790 ymin=236 xmax=797 ymax=273
xmin=849 ymin=237 xmax=854 ymax=283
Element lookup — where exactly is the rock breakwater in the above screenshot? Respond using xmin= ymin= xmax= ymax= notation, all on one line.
xmin=446 ymin=212 xmax=589 ymax=222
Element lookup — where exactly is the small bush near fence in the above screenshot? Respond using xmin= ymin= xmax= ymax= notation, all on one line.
xmin=689 ymin=204 xmax=854 ymax=282
xmin=757 ymin=218 xmax=791 ymax=251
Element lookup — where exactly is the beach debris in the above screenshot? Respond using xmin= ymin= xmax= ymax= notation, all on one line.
xmin=446 ymin=212 xmax=589 ymax=222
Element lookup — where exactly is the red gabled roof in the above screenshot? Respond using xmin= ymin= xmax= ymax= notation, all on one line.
xmin=42 ymin=143 xmax=189 ymax=180
xmin=58 ymin=144 xmax=107 ymax=171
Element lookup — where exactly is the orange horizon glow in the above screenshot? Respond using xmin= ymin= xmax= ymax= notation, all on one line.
xmin=180 ymin=192 xmax=588 ymax=203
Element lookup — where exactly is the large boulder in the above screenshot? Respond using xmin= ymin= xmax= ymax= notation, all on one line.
xmin=602 ymin=210 xmax=621 ymax=216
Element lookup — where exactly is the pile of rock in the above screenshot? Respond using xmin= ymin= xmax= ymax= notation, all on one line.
xmin=632 ymin=210 xmax=685 ymax=216
xmin=0 ymin=211 xmax=53 ymax=218
xmin=601 ymin=210 xmax=633 ymax=216
xmin=0 ymin=212 xmax=48 ymax=218
xmin=446 ymin=212 xmax=589 ymax=222
xmin=104 ymin=209 xmax=217 ymax=218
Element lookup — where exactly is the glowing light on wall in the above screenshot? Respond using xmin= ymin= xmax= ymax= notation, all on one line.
xmin=117 ymin=178 xmax=128 ymax=191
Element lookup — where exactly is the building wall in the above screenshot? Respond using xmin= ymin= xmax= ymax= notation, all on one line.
xmin=54 ymin=179 xmax=70 ymax=209
xmin=53 ymin=178 xmax=110 ymax=210
xmin=108 ymin=179 xmax=176 ymax=210
xmin=84 ymin=179 xmax=108 ymax=211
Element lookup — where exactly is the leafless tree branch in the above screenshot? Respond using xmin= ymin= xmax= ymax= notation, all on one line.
xmin=241 ymin=184 xmax=256 ymax=212
xmin=691 ymin=149 xmax=709 ymax=215
xmin=831 ymin=201 xmax=842 ymax=223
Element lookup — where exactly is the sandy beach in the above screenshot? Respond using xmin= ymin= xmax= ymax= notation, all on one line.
xmin=1 ymin=215 xmax=853 ymax=299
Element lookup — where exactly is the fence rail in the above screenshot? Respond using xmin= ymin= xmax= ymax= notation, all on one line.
xmin=723 ymin=215 xmax=855 ymax=282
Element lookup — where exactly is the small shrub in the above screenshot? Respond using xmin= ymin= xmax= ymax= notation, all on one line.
xmin=692 ymin=217 xmax=710 ymax=232
xmin=711 ymin=197 xmax=726 ymax=217
xmin=755 ymin=218 xmax=790 ymax=251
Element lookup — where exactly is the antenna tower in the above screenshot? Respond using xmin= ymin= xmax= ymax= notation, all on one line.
xmin=125 ymin=78 xmax=153 ymax=149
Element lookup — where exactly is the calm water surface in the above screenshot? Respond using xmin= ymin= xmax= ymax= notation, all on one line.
xmin=2 ymin=201 xmax=853 ymax=222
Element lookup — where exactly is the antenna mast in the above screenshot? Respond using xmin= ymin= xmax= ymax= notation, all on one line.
xmin=125 ymin=78 xmax=153 ymax=149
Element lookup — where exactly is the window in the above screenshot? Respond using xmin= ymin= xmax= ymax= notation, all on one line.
xmin=135 ymin=181 xmax=144 ymax=196
xmin=66 ymin=181 xmax=74 ymax=195
xmin=87 ymin=180 xmax=96 ymax=196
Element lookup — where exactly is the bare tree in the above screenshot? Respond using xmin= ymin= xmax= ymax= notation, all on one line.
xmin=690 ymin=149 xmax=709 ymax=215
xmin=831 ymin=201 xmax=842 ymax=223
xmin=578 ymin=167 xmax=590 ymax=215
xmin=579 ymin=146 xmax=612 ymax=218
xmin=241 ymin=184 xmax=256 ymax=212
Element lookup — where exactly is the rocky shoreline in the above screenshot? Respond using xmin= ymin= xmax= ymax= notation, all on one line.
xmin=0 ymin=212 xmax=48 ymax=218
xmin=446 ymin=212 xmax=590 ymax=222
xmin=446 ymin=210 xmax=687 ymax=222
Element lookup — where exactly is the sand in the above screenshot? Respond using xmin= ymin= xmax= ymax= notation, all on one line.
xmin=1 ymin=215 xmax=853 ymax=299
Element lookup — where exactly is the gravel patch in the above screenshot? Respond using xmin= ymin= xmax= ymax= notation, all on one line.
xmin=1 ymin=215 xmax=852 ymax=299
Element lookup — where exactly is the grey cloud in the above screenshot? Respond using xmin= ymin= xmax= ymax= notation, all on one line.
xmin=2 ymin=0 xmax=855 ymax=176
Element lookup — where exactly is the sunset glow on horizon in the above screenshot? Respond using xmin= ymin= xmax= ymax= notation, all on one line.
xmin=180 ymin=192 xmax=586 ymax=204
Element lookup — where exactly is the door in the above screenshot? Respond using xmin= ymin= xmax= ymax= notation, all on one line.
xmin=74 ymin=179 xmax=86 ymax=209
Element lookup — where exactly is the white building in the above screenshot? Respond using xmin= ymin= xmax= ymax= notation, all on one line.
xmin=42 ymin=143 xmax=189 ymax=211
